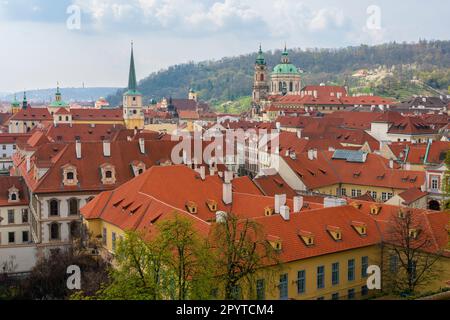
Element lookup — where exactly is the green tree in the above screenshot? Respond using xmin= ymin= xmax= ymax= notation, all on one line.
xmin=211 ymin=213 xmax=280 ymax=300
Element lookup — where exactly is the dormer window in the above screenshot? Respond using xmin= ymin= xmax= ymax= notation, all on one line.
xmin=327 ymin=226 xmax=342 ymax=241
xmin=185 ymin=201 xmax=198 ymax=214
xmin=264 ymin=206 xmax=275 ymax=216
xmin=8 ymin=186 xmax=19 ymax=203
xmin=409 ymin=228 xmax=419 ymax=239
xmin=62 ymin=164 xmax=78 ymax=186
xmin=298 ymin=230 xmax=315 ymax=247
xmin=352 ymin=221 xmax=367 ymax=236
xmin=351 ymin=202 xmax=362 ymax=209
xmin=370 ymin=205 xmax=382 ymax=215
xmin=100 ymin=163 xmax=116 ymax=185
xmin=206 ymin=199 xmax=218 ymax=212
xmin=131 ymin=161 xmax=146 ymax=177
xmin=267 ymin=235 xmax=282 ymax=251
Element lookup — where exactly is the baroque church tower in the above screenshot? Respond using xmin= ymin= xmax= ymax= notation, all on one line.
xmin=252 ymin=45 xmax=269 ymax=104
xmin=123 ymin=42 xmax=144 ymax=130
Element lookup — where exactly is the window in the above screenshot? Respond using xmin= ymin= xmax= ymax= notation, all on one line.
xmin=361 ymin=285 xmax=368 ymax=296
xmin=279 ymin=274 xmax=288 ymax=300
xmin=68 ymin=198 xmax=79 ymax=216
xmin=256 ymin=279 xmax=265 ymax=300
xmin=67 ymin=172 xmax=74 ymax=180
xmin=102 ymin=228 xmax=107 ymax=246
xmin=297 ymin=270 xmax=306 ymax=294
xmin=361 ymin=256 xmax=369 ymax=278
xmin=11 ymin=193 xmax=17 ymax=201
xmin=389 ymin=254 xmax=399 ymax=273
xmin=8 ymin=210 xmax=15 ymax=224
xmin=408 ymin=261 xmax=417 ymax=282
xmin=49 ymin=199 xmax=59 ymax=216
xmin=21 ymin=209 xmax=28 ymax=223
xmin=332 ymin=262 xmax=340 ymax=285
xmin=50 ymin=223 xmax=60 ymax=240
xmin=348 ymin=259 xmax=355 ymax=281
xmin=2 ymin=145 xmax=6 ymax=150
xmin=112 ymin=232 xmax=117 ymax=251
xmin=341 ymin=188 xmax=347 ymax=196
xmin=357 ymin=190 xmax=362 ymax=197
xmin=351 ymin=189 xmax=357 ymax=197
xmin=431 ymin=178 xmax=439 ymax=190
xmin=105 ymin=170 xmax=113 ymax=179
xmin=231 ymin=286 xmax=242 ymax=300
xmin=381 ymin=192 xmax=388 ymax=201
xmin=348 ymin=289 xmax=355 ymax=300
xmin=332 ymin=293 xmax=339 ymax=300
xmin=22 ymin=231 xmax=29 ymax=243
xmin=317 ymin=266 xmax=325 ymax=289
xmin=387 ymin=193 xmax=393 ymax=200
xmin=8 ymin=232 xmax=15 ymax=244
xmin=371 ymin=191 xmax=377 ymax=199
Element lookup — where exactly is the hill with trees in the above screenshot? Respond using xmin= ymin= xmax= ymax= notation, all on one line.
xmin=107 ymin=40 xmax=450 ymax=112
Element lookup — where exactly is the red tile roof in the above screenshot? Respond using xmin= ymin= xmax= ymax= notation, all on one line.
xmin=0 ymin=176 xmax=29 ymax=207
xmin=397 ymin=188 xmax=428 ymax=205
xmin=9 ymin=107 xmax=51 ymax=121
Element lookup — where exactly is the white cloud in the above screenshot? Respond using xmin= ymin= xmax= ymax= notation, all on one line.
xmin=308 ymin=8 xmax=346 ymax=31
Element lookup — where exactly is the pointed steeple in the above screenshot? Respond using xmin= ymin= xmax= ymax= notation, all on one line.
xmin=55 ymin=82 xmax=62 ymax=102
xmin=22 ymin=91 xmax=28 ymax=110
xmin=128 ymin=41 xmax=137 ymax=92
xmin=256 ymin=44 xmax=266 ymax=65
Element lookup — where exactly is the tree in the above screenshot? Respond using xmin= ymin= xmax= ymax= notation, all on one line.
xmin=383 ymin=209 xmax=442 ymax=296
xmin=211 ymin=212 xmax=280 ymax=300
xmin=92 ymin=213 xmax=215 ymax=300
xmin=20 ymin=245 xmax=109 ymax=300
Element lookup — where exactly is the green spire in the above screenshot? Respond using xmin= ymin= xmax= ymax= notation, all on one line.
xmin=22 ymin=91 xmax=28 ymax=110
xmin=128 ymin=41 xmax=137 ymax=91
xmin=256 ymin=44 xmax=266 ymax=65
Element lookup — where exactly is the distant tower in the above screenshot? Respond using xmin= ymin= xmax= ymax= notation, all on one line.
xmin=167 ymin=97 xmax=178 ymax=118
xmin=188 ymin=88 xmax=198 ymax=102
xmin=270 ymin=45 xmax=301 ymax=96
xmin=11 ymin=94 xmax=21 ymax=114
xmin=123 ymin=42 xmax=144 ymax=130
xmin=252 ymin=45 xmax=269 ymax=104
xmin=22 ymin=91 xmax=28 ymax=110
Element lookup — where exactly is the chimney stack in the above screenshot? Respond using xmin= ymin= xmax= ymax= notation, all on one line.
xmin=293 ymin=196 xmax=304 ymax=213
xmin=296 ymin=129 xmax=302 ymax=139
xmin=307 ymin=149 xmax=314 ymax=161
xmin=274 ymin=194 xmax=287 ymax=214
xmin=139 ymin=138 xmax=145 ymax=154
xmin=280 ymin=205 xmax=290 ymax=221
xmin=103 ymin=140 xmax=111 ymax=157
xmin=224 ymin=171 xmax=233 ymax=184
xmin=389 ymin=159 xmax=394 ymax=169
xmin=223 ymin=183 xmax=232 ymax=205
xmin=200 ymin=166 xmax=206 ymax=180
xmin=76 ymin=140 xmax=82 ymax=159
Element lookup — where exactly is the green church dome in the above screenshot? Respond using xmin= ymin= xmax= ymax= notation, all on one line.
xmin=272 ymin=63 xmax=300 ymax=75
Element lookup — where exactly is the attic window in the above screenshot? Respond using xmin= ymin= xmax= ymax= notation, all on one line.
xmin=409 ymin=228 xmax=419 ymax=239
xmin=62 ymin=164 xmax=78 ymax=186
xmin=206 ymin=199 xmax=218 ymax=212
xmin=100 ymin=164 xmax=116 ymax=185
xmin=264 ymin=206 xmax=275 ymax=216
xmin=327 ymin=226 xmax=342 ymax=241
xmin=352 ymin=221 xmax=367 ymax=236
xmin=185 ymin=201 xmax=198 ymax=214
xmin=398 ymin=210 xmax=406 ymax=219
xmin=8 ymin=186 xmax=20 ymax=203
xmin=298 ymin=230 xmax=315 ymax=247
xmin=353 ymin=171 xmax=361 ymax=178
xmin=370 ymin=205 xmax=382 ymax=215
xmin=351 ymin=202 xmax=362 ymax=209
xmin=267 ymin=235 xmax=282 ymax=251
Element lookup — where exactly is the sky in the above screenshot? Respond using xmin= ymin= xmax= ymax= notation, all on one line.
xmin=0 ymin=0 xmax=449 ymax=93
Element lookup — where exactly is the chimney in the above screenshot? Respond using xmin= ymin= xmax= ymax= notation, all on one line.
xmin=200 ymin=166 xmax=206 ymax=180
xmin=296 ymin=129 xmax=302 ymax=139
xmin=26 ymin=155 xmax=31 ymax=172
xmin=293 ymin=196 xmax=304 ymax=213
xmin=139 ymin=138 xmax=145 ymax=154
xmin=324 ymin=197 xmax=347 ymax=208
xmin=389 ymin=159 xmax=394 ymax=169
xmin=280 ymin=205 xmax=290 ymax=221
xmin=308 ymin=149 xmax=314 ymax=161
xmin=224 ymin=171 xmax=233 ymax=184
xmin=274 ymin=194 xmax=287 ymax=214
xmin=76 ymin=140 xmax=82 ymax=159
xmin=223 ymin=183 xmax=232 ymax=205
xmin=313 ymin=149 xmax=318 ymax=159
xmin=103 ymin=140 xmax=111 ymax=157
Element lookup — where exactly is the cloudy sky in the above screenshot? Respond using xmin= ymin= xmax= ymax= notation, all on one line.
xmin=0 ymin=0 xmax=448 ymax=92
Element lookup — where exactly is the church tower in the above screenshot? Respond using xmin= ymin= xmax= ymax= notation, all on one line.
xmin=11 ymin=94 xmax=21 ymax=114
xmin=252 ymin=45 xmax=269 ymax=104
xmin=22 ymin=91 xmax=28 ymax=110
xmin=123 ymin=42 xmax=144 ymax=130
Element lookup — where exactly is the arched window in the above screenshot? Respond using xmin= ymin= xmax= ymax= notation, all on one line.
xmin=279 ymin=82 xmax=282 ymax=92
xmin=70 ymin=221 xmax=81 ymax=240
xmin=260 ymin=74 xmax=264 ymax=81
xmin=49 ymin=199 xmax=59 ymax=216
xmin=11 ymin=194 xmax=17 ymax=201
xmin=68 ymin=198 xmax=79 ymax=216
xmin=289 ymin=82 xmax=293 ymax=92
xmin=50 ymin=223 xmax=60 ymax=240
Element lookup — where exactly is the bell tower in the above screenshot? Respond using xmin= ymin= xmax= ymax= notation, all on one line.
xmin=252 ymin=45 xmax=269 ymax=104
xmin=123 ymin=42 xmax=144 ymax=130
